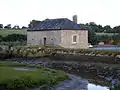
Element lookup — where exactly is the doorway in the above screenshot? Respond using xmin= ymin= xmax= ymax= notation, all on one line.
xmin=43 ymin=37 xmax=46 ymax=45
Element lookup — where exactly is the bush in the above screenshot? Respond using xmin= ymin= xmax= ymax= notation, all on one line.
xmin=113 ymin=40 xmax=118 ymax=45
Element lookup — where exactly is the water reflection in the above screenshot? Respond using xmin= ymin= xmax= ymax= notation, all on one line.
xmin=88 ymin=83 xmax=109 ymax=90
xmin=90 ymin=45 xmax=120 ymax=50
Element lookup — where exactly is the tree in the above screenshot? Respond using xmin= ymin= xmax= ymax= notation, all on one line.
xmin=80 ymin=23 xmax=99 ymax=45
xmin=0 ymin=24 xmax=3 ymax=29
xmin=80 ymin=22 xmax=120 ymax=45
xmin=21 ymin=26 xmax=28 ymax=29
xmin=88 ymin=27 xmax=98 ymax=45
xmin=4 ymin=24 xmax=11 ymax=29
xmin=113 ymin=26 xmax=120 ymax=33
xmin=89 ymin=22 xmax=96 ymax=25
xmin=103 ymin=25 xmax=112 ymax=33
xmin=98 ymin=25 xmax=104 ymax=32
xmin=12 ymin=25 xmax=20 ymax=29
xmin=88 ymin=22 xmax=104 ymax=33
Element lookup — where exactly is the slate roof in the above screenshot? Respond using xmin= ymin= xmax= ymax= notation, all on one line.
xmin=28 ymin=18 xmax=87 ymax=31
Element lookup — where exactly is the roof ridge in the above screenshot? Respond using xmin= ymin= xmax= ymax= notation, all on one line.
xmin=29 ymin=18 xmax=87 ymax=30
xmin=44 ymin=18 xmax=69 ymax=21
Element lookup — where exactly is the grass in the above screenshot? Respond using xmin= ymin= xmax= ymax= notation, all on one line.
xmin=0 ymin=61 xmax=68 ymax=90
xmin=0 ymin=29 xmax=27 ymax=37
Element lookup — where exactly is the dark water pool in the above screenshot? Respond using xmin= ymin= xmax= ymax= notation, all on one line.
xmin=90 ymin=46 xmax=120 ymax=50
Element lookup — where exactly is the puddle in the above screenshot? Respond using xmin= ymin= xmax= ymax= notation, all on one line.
xmin=11 ymin=67 xmax=38 ymax=71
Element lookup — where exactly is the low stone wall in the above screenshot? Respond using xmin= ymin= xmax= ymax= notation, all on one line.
xmin=0 ymin=46 xmax=120 ymax=63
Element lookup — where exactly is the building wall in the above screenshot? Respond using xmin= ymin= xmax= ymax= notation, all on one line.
xmin=27 ymin=30 xmax=88 ymax=49
xmin=27 ymin=30 xmax=61 ymax=46
xmin=60 ymin=30 xmax=88 ymax=49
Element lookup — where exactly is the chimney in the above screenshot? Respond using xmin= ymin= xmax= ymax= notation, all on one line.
xmin=73 ymin=15 xmax=77 ymax=24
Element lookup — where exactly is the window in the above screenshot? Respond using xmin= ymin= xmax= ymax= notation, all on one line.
xmin=72 ymin=35 xmax=77 ymax=43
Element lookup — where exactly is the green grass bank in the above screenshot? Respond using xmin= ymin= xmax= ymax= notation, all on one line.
xmin=0 ymin=61 xmax=68 ymax=90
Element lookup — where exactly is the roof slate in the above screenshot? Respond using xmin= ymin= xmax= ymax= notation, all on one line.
xmin=29 ymin=18 xmax=86 ymax=31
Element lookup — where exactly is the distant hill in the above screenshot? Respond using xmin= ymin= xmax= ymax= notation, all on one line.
xmin=0 ymin=29 xmax=27 ymax=37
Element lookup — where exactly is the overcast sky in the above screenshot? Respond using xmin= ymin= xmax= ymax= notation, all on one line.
xmin=0 ymin=0 xmax=120 ymax=27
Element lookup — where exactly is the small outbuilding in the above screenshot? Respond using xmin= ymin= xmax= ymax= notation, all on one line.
xmin=27 ymin=18 xmax=88 ymax=49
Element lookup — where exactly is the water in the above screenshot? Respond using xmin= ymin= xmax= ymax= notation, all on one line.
xmin=88 ymin=83 xmax=109 ymax=90
xmin=90 ymin=45 xmax=120 ymax=50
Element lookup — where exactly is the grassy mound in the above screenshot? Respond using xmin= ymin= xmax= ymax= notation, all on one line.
xmin=0 ymin=61 xmax=68 ymax=90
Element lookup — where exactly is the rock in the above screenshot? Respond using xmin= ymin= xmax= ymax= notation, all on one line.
xmin=105 ymin=76 xmax=112 ymax=81
xmin=98 ymin=75 xmax=104 ymax=78
xmin=111 ymin=78 xmax=120 ymax=86
xmin=116 ymin=55 xmax=120 ymax=58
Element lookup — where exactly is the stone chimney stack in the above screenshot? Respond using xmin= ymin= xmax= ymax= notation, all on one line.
xmin=73 ymin=15 xmax=77 ymax=24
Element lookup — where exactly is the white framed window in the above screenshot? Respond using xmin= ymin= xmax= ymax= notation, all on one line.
xmin=72 ymin=34 xmax=78 ymax=44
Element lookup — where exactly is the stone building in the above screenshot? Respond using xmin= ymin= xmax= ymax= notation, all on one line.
xmin=27 ymin=18 xmax=88 ymax=49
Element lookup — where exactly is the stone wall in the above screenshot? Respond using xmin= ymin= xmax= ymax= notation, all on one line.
xmin=1 ymin=46 xmax=120 ymax=64
xmin=60 ymin=30 xmax=88 ymax=49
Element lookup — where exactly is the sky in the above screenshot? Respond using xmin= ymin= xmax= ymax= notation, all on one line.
xmin=0 ymin=0 xmax=120 ymax=27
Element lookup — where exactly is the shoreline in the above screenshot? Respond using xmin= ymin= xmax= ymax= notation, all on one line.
xmin=1 ymin=58 xmax=120 ymax=86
